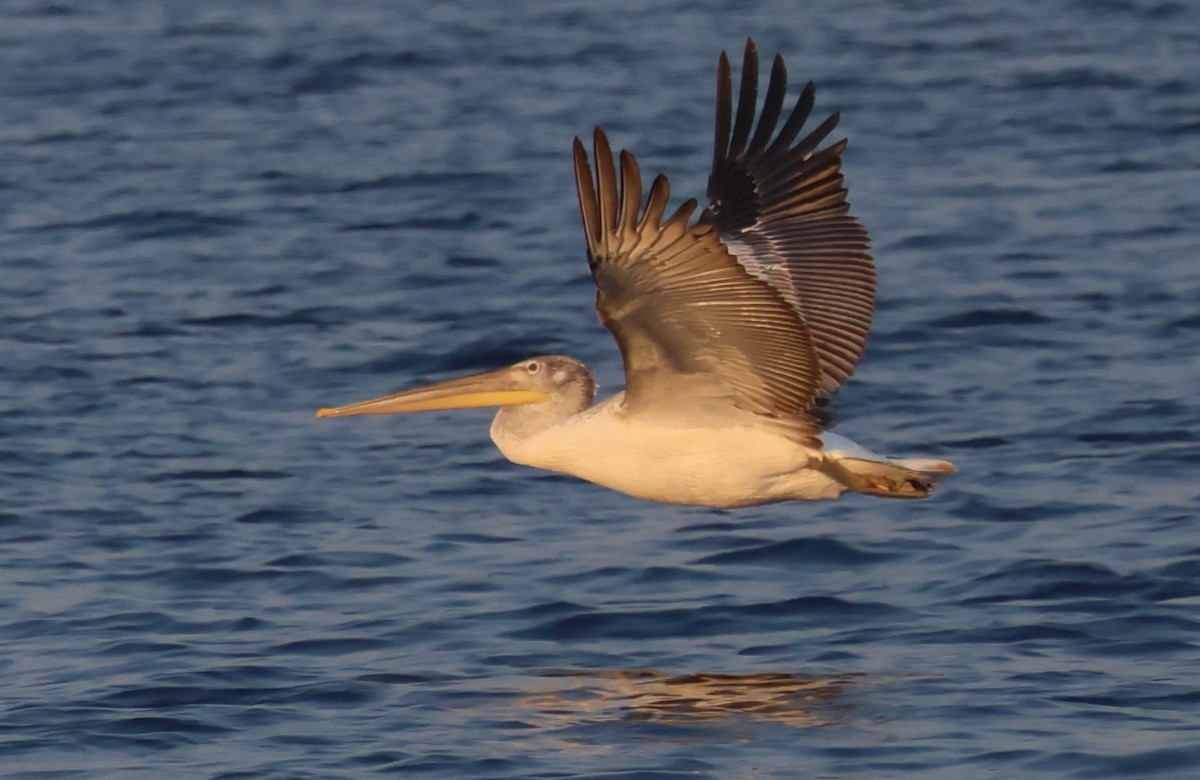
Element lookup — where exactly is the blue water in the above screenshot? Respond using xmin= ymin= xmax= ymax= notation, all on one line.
xmin=2 ymin=0 xmax=1199 ymax=777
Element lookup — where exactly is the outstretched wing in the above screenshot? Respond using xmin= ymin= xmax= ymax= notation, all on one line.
xmin=573 ymin=129 xmax=822 ymax=446
xmin=707 ymin=39 xmax=876 ymax=395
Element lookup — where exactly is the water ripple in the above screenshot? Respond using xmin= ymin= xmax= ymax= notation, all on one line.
xmin=2 ymin=1 xmax=1199 ymax=778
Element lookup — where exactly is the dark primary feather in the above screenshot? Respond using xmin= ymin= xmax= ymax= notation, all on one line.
xmin=573 ymin=129 xmax=823 ymax=446
xmin=706 ymin=39 xmax=876 ymax=395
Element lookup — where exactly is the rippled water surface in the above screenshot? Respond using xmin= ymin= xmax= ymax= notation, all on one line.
xmin=3 ymin=1 xmax=1199 ymax=777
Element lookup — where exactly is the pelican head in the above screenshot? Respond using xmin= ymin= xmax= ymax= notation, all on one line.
xmin=317 ymin=355 xmax=596 ymax=430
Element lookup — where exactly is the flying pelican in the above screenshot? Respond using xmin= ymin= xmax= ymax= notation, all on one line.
xmin=317 ymin=40 xmax=955 ymax=508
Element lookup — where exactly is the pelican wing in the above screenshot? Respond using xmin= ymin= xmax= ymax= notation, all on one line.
xmin=707 ymin=40 xmax=876 ymax=394
xmin=573 ymin=129 xmax=822 ymax=446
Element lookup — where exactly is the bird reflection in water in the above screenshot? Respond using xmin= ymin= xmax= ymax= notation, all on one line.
xmin=519 ymin=669 xmax=859 ymax=728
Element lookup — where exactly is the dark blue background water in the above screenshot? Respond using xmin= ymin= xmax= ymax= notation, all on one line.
xmin=2 ymin=1 xmax=1199 ymax=777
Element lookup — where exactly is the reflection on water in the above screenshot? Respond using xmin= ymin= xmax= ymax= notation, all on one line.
xmin=520 ymin=669 xmax=859 ymax=728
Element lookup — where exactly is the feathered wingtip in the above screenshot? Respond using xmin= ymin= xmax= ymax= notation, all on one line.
xmin=572 ymin=128 xmax=699 ymax=262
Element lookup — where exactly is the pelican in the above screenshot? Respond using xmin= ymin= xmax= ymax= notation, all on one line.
xmin=318 ymin=40 xmax=955 ymax=508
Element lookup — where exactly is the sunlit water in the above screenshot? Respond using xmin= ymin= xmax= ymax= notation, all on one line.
xmin=2 ymin=1 xmax=1199 ymax=778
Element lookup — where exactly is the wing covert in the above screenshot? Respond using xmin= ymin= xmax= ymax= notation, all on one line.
xmin=573 ymin=129 xmax=823 ymax=445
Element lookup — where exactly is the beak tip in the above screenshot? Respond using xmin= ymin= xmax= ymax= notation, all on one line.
xmin=316 ymin=408 xmax=333 ymax=418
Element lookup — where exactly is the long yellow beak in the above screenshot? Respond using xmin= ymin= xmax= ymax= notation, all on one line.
xmin=316 ymin=366 xmax=551 ymax=418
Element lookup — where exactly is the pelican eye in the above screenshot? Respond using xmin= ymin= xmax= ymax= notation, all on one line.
xmin=524 ymin=361 xmax=542 ymax=374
